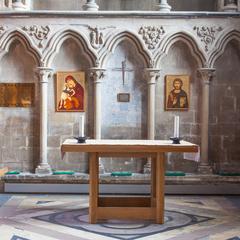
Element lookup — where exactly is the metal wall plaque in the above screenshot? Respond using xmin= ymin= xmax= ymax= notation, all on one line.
xmin=117 ymin=93 xmax=130 ymax=102
xmin=0 ymin=83 xmax=35 ymax=107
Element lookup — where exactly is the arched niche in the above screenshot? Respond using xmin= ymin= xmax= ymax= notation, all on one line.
xmin=209 ymin=39 xmax=240 ymax=174
xmin=49 ymin=38 xmax=93 ymax=172
xmin=156 ymin=41 xmax=200 ymax=173
xmin=102 ymin=39 xmax=147 ymax=173
xmin=0 ymin=39 xmax=38 ymax=172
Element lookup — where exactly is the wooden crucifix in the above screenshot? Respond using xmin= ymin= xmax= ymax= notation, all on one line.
xmin=112 ymin=57 xmax=134 ymax=85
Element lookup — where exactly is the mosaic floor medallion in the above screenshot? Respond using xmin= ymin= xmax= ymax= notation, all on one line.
xmin=35 ymin=208 xmax=213 ymax=240
xmin=0 ymin=194 xmax=239 ymax=240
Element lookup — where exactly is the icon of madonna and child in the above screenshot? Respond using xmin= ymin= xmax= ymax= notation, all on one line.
xmin=56 ymin=72 xmax=85 ymax=112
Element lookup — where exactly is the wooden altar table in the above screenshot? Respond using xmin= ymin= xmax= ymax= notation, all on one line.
xmin=61 ymin=139 xmax=198 ymax=224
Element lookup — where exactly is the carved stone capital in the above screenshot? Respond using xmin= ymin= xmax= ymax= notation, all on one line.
xmin=37 ymin=67 xmax=53 ymax=83
xmin=197 ymin=68 xmax=216 ymax=84
xmin=145 ymin=68 xmax=161 ymax=84
xmin=89 ymin=67 xmax=106 ymax=83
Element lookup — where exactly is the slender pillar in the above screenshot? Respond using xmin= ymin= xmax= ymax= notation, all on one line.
xmin=144 ymin=69 xmax=160 ymax=174
xmin=83 ymin=0 xmax=99 ymax=11
xmin=156 ymin=0 xmax=172 ymax=12
xmin=197 ymin=68 xmax=216 ymax=174
xmin=90 ymin=67 xmax=106 ymax=173
xmin=35 ymin=67 xmax=53 ymax=175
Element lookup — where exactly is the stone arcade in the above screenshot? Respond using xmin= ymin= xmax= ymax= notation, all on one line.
xmin=0 ymin=1 xmax=239 ymax=191
xmin=0 ymin=1 xmax=240 ymax=239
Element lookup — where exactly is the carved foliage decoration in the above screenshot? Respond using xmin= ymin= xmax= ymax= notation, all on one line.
xmin=22 ymin=25 xmax=50 ymax=48
xmin=139 ymin=26 xmax=165 ymax=50
xmin=193 ymin=26 xmax=223 ymax=52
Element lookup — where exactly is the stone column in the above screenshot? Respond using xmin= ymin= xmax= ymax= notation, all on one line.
xmin=35 ymin=67 xmax=53 ymax=175
xmin=83 ymin=0 xmax=99 ymax=11
xmin=197 ymin=68 xmax=216 ymax=174
xmin=90 ymin=67 xmax=106 ymax=173
xmin=156 ymin=0 xmax=172 ymax=12
xmin=144 ymin=69 xmax=160 ymax=174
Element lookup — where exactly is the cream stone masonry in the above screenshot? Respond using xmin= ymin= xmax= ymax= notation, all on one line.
xmin=198 ymin=68 xmax=216 ymax=174
xmin=90 ymin=67 xmax=106 ymax=173
xmin=83 ymin=0 xmax=99 ymax=11
xmin=35 ymin=66 xmax=53 ymax=175
xmin=156 ymin=0 xmax=172 ymax=12
xmin=217 ymin=0 xmax=239 ymax=12
xmin=5 ymin=0 xmax=31 ymax=10
xmin=144 ymin=69 xmax=160 ymax=174
xmin=90 ymin=67 xmax=106 ymax=139
xmin=0 ymin=12 xmax=239 ymax=174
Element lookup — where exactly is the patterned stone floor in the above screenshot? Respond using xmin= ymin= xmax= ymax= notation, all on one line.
xmin=0 ymin=194 xmax=239 ymax=240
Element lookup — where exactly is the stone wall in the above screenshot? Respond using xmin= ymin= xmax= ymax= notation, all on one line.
xmin=0 ymin=40 xmax=38 ymax=172
xmin=0 ymin=13 xmax=239 ymax=174
xmin=209 ymin=40 xmax=240 ymax=173
xmin=155 ymin=41 xmax=200 ymax=173
xmin=101 ymin=40 xmax=148 ymax=173
xmin=49 ymin=38 xmax=93 ymax=172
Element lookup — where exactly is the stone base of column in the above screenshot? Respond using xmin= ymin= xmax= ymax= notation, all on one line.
xmin=155 ymin=3 xmax=172 ymax=12
xmin=143 ymin=160 xmax=151 ymax=174
xmin=223 ymin=4 xmax=238 ymax=12
xmin=83 ymin=2 xmax=99 ymax=11
xmin=35 ymin=164 xmax=52 ymax=175
xmin=12 ymin=2 xmax=27 ymax=10
xmin=99 ymin=160 xmax=105 ymax=174
xmin=198 ymin=165 xmax=213 ymax=174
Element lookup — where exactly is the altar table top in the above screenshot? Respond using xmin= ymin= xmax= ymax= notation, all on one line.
xmin=61 ymin=139 xmax=198 ymax=153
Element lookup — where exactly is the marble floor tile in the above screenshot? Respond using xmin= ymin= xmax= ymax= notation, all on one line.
xmin=0 ymin=194 xmax=239 ymax=240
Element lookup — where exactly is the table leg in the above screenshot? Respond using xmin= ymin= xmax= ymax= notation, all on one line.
xmin=151 ymin=157 xmax=156 ymax=207
xmin=89 ymin=152 xmax=99 ymax=223
xmin=156 ymin=152 xmax=165 ymax=224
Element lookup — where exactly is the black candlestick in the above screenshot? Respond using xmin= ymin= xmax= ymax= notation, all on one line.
xmin=74 ymin=136 xmax=87 ymax=143
xmin=170 ymin=137 xmax=181 ymax=144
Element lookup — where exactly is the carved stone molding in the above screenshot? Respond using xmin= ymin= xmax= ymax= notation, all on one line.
xmin=0 ymin=26 xmax=7 ymax=35
xmin=88 ymin=26 xmax=104 ymax=49
xmin=197 ymin=68 xmax=216 ymax=84
xmin=193 ymin=26 xmax=223 ymax=52
xmin=139 ymin=26 xmax=165 ymax=50
xmin=22 ymin=25 xmax=50 ymax=48
xmin=90 ymin=67 xmax=106 ymax=82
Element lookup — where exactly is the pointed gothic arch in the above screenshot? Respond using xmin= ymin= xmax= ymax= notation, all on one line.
xmin=209 ymin=30 xmax=240 ymax=68
xmin=0 ymin=29 xmax=41 ymax=65
xmin=155 ymin=31 xmax=206 ymax=68
xmin=43 ymin=28 xmax=97 ymax=67
xmin=100 ymin=30 xmax=151 ymax=68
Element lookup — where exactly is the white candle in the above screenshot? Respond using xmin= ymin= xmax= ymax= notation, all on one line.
xmin=173 ymin=115 xmax=180 ymax=138
xmin=79 ymin=115 xmax=85 ymax=137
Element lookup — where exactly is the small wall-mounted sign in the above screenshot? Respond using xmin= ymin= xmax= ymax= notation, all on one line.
xmin=117 ymin=93 xmax=130 ymax=102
